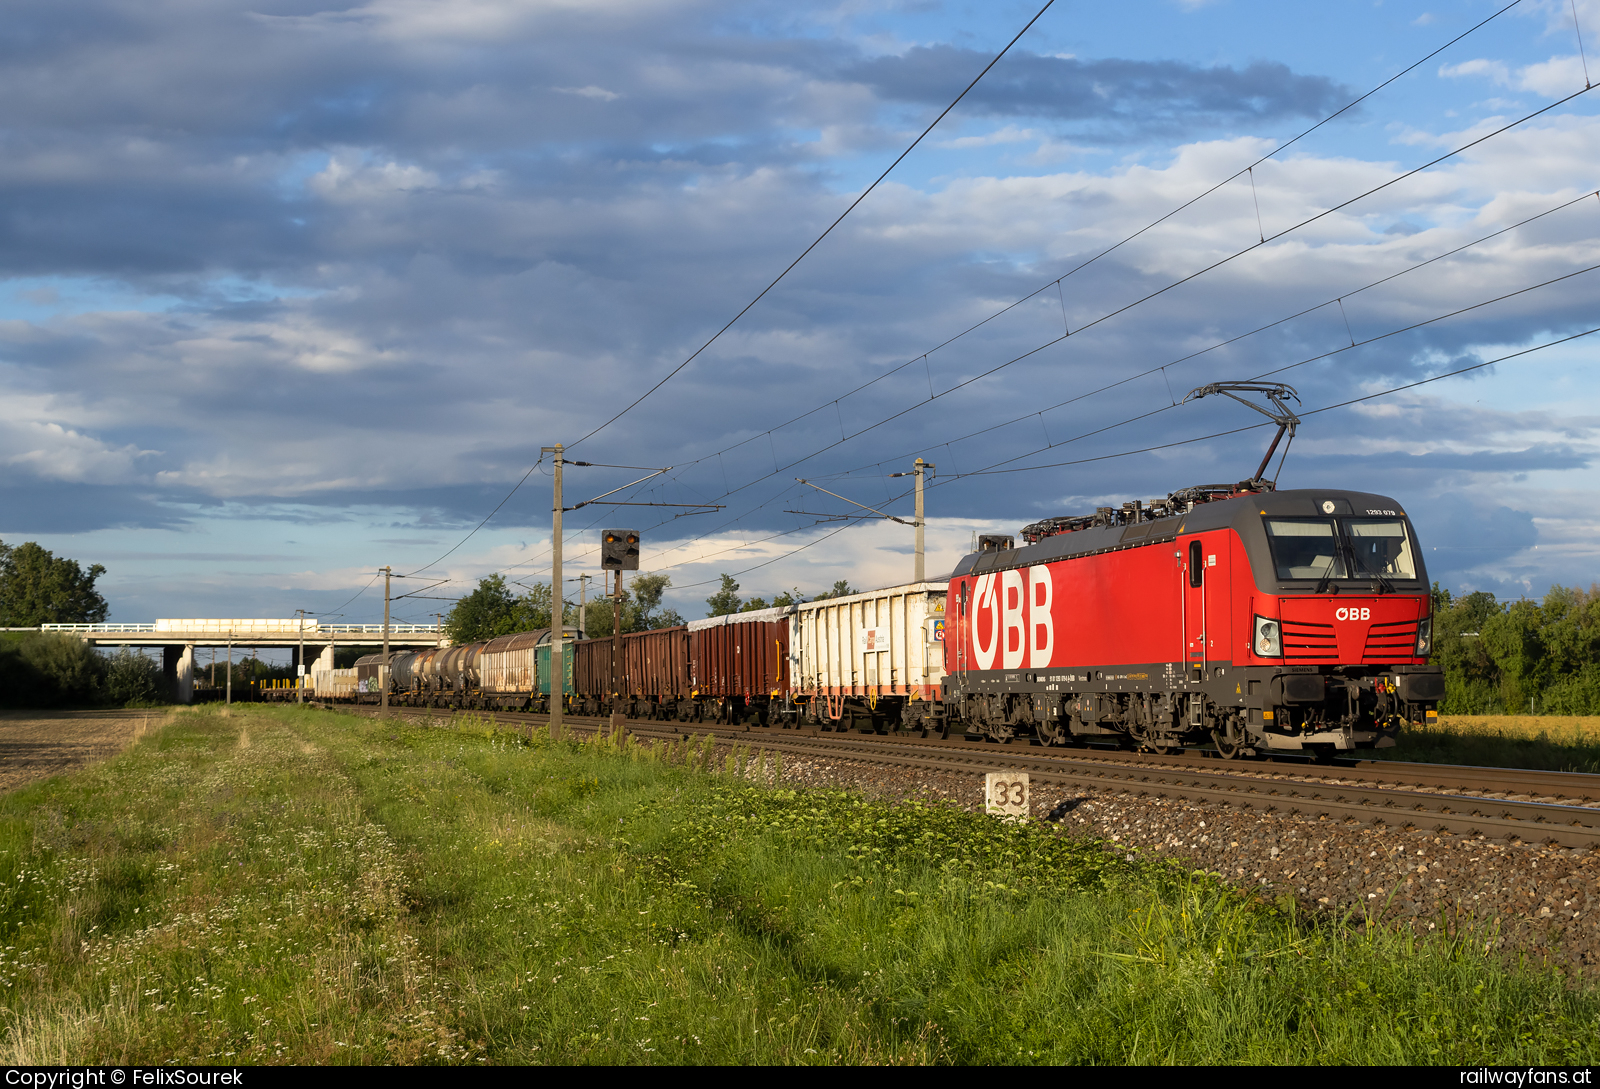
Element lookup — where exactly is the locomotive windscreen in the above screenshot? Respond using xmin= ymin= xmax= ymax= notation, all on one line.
xmin=1264 ymin=519 xmax=1344 ymax=579
xmin=1346 ymin=518 xmax=1417 ymax=579
xmin=1263 ymin=517 xmax=1417 ymax=581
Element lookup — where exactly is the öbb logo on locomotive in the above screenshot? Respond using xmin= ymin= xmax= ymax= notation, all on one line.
xmin=332 ymin=382 xmax=1443 ymax=761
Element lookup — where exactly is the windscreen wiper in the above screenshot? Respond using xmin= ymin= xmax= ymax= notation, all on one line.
xmin=1312 ymin=549 xmax=1342 ymax=594
xmin=1349 ymin=548 xmax=1395 ymax=594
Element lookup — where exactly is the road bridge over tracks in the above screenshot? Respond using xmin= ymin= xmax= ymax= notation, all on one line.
xmin=38 ymin=621 xmax=445 ymax=703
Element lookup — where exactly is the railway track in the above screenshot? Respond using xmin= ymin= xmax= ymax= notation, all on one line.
xmin=327 ymin=701 xmax=1600 ymax=849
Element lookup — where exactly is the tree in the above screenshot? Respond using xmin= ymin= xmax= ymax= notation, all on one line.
xmin=445 ymin=575 xmax=518 ymax=644
xmin=585 ymin=574 xmax=684 ymax=636
xmin=771 ymin=589 xmax=805 ymax=607
xmin=444 ymin=575 xmax=571 ymax=644
xmin=1432 ymin=584 xmax=1502 ymax=714
xmin=585 ymin=588 xmax=633 ymax=638
xmin=105 ymin=648 xmax=162 ymax=705
xmin=739 ymin=597 xmax=770 ymax=612
xmin=1431 ymin=581 xmax=1600 ymax=715
xmin=1483 ymin=598 xmax=1545 ymax=713
xmin=0 ymin=633 xmax=106 ymax=707
xmin=0 ymin=540 xmax=109 ymax=626
xmin=706 ymin=574 xmax=741 ymax=617
xmin=811 ymin=579 xmax=856 ymax=601
xmin=630 ymin=572 xmax=683 ymax=629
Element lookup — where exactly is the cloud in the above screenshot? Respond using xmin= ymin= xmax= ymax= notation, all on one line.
xmin=1439 ymin=53 xmax=1591 ymax=97
xmin=554 ymin=85 xmax=622 ymax=102
xmin=0 ymin=0 xmax=1594 ymax=617
xmin=0 ymin=483 xmax=189 ymax=534
xmin=844 ymin=48 xmax=1350 ymax=137
xmin=1439 ymin=58 xmax=1513 ymax=85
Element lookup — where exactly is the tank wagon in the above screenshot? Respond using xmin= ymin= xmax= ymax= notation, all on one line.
xmin=351 ymin=627 xmax=581 ymax=709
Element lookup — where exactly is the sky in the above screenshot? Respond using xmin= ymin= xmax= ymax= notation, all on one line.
xmin=2 ymin=0 xmax=1598 ymax=630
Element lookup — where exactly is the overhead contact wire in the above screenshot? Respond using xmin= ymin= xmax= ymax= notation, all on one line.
xmin=386 ymin=2 xmax=1533 ymax=579
xmin=562 ymin=0 xmax=1061 ymax=455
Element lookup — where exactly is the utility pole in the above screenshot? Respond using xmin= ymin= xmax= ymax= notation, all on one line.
xmin=887 ymin=459 xmax=935 ymax=582
xmin=914 ymin=458 xmax=930 ymax=582
xmin=226 ymin=634 xmax=232 ymax=706
xmin=296 ymin=608 xmax=306 ymax=704
xmin=599 ymin=530 xmax=640 ymax=736
xmin=611 ymin=568 xmax=623 ymax=732
xmin=543 ymin=444 xmax=564 ymax=736
xmin=381 ymin=566 xmax=392 ymax=715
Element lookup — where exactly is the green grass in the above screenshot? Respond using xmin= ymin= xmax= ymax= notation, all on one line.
xmin=1374 ymin=715 xmax=1600 ymax=773
xmin=0 ymin=704 xmax=1596 ymax=1065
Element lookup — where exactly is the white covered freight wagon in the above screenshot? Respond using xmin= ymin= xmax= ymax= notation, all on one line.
xmin=792 ymin=580 xmax=947 ymax=733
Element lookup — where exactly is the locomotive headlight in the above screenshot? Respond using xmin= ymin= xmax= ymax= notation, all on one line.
xmin=1415 ymin=617 xmax=1433 ymax=657
xmin=1254 ymin=615 xmax=1282 ymax=657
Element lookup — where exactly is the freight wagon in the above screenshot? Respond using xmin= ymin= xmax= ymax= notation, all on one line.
xmin=792 ymin=582 xmax=947 ymax=733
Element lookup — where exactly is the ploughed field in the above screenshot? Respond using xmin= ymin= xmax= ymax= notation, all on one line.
xmin=0 ymin=704 xmax=1595 ymax=1065
xmin=0 ymin=708 xmax=169 ymax=794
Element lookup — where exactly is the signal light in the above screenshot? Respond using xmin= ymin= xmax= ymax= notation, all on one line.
xmin=601 ymin=529 xmax=641 ymax=570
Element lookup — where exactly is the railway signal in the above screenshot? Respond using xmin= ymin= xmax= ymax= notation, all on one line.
xmin=601 ymin=529 xmax=641 ymax=570
xmin=599 ymin=529 xmax=640 ymax=735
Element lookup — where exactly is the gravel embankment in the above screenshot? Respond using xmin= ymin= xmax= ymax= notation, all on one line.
xmin=767 ymin=747 xmax=1599 ymax=977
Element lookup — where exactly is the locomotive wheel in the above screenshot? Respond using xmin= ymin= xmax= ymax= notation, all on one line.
xmin=1035 ymin=719 xmax=1064 ymax=746
xmin=1211 ymin=727 xmax=1247 ymax=760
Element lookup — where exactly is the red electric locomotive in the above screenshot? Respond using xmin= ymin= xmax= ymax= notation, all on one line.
xmin=942 ymin=384 xmax=1443 ymax=758
xmin=944 ymin=485 xmax=1442 ymax=757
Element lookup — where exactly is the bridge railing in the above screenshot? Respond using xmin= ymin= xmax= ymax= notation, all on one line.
xmin=42 ymin=624 xmax=157 ymax=633
xmin=41 ymin=623 xmax=441 ymax=635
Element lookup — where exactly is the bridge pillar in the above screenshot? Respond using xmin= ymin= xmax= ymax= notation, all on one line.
xmin=315 ymin=644 xmax=335 ymax=673
xmin=162 ymin=645 xmax=195 ymax=704
xmin=179 ymin=643 xmax=194 ymax=703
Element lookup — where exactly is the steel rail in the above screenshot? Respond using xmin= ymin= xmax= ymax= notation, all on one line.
xmin=328 ymin=702 xmax=1600 ymax=848
xmin=328 ymin=697 xmax=1597 ymax=801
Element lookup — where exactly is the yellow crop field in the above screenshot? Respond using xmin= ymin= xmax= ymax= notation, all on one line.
xmin=1380 ymin=714 xmax=1600 ymax=772
xmin=1430 ymin=716 xmax=1600 ymax=743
